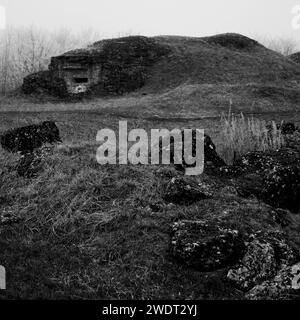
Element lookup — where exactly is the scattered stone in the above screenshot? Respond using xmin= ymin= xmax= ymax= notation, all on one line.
xmin=155 ymin=167 xmax=179 ymax=180
xmin=203 ymin=134 xmax=227 ymax=168
xmin=170 ymin=220 xmax=245 ymax=271
xmin=170 ymin=131 xmax=227 ymax=173
xmin=267 ymin=232 xmax=296 ymax=268
xmin=227 ymin=232 xmax=296 ymax=291
xmin=246 ymin=262 xmax=300 ymax=300
xmin=0 ymin=122 xmax=61 ymax=178
xmin=0 ymin=121 xmax=62 ymax=154
xmin=216 ymin=149 xmax=300 ymax=208
xmin=218 ymin=165 xmax=244 ymax=177
xmin=262 ymin=165 xmax=300 ymax=212
xmin=227 ymin=149 xmax=299 ymax=177
xmin=272 ymin=208 xmax=292 ymax=227
xmin=149 ymin=203 xmax=164 ymax=212
xmin=163 ymin=177 xmax=213 ymax=205
xmin=227 ymin=239 xmax=276 ymax=290
xmin=233 ymin=151 xmax=278 ymax=174
xmin=219 ymin=186 xmax=239 ymax=197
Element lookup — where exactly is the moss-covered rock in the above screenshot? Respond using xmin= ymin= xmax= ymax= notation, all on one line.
xmin=262 ymin=165 xmax=300 ymax=212
xmin=163 ymin=177 xmax=213 ymax=205
xmin=246 ymin=262 xmax=300 ymax=300
xmin=170 ymin=220 xmax=245 ymax=271
xmin=227 ymin=231 xmax=296 ymax=290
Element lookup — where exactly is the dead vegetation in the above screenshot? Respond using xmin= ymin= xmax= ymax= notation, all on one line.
xmin=219 ymin=108 xmax=285 ymax=163
xmin=0 ymin=32 xmax=300 ymax=300
xmin=16 ymin=33 xmax=300 ymax=101
xmin=0 ymin=26 xmax=100 ymax=94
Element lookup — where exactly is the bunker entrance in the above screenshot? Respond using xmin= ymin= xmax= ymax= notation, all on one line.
xmin=74 ymin=77 xmax=89 ymax=83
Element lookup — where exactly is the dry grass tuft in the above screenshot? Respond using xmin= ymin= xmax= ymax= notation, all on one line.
xmin=219 ymin=107 xmax=285 ymax=164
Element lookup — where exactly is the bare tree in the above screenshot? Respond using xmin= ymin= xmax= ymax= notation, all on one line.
xmin=256 ymin=35 xmax=299 ymax=56
xmin=0 ymin=26 xmax=101 ymax=94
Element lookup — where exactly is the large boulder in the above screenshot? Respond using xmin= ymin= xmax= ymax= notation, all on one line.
xmin=170 ymin=131 xmax=226 ymax=173
xmin=246 ymin=262 xmax=300 ymax=300
xmin=0 ymin=121 xmax=62 ymax=154
xmin=233 ymin=151 xmax=278 ymax=173
xmin=227 ymin=239 xmax=276 ymax=290
xmin=203 ymin=134 xmax=227 ymax=168
xmin=221 ymin=148 xmax=300 ymax=177
xmin=227 ymin=232 xmax=296 ymax=290
xmin=170 ymin=220 xmax=245 ymax=271
xmin=217 ymin=149 xmax=300 ymax=212
xmin=262 ymin=165 xmax=300 ymax=212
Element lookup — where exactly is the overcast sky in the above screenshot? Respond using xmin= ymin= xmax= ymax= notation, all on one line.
xmin=1 ymin=0 xmax=300 ymax=43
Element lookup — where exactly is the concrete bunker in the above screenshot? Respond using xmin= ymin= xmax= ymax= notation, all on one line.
xmin=49 ymin=53 xmax=102 ymax=94
xmin=22 ymin=36 xmax=171 ymax=97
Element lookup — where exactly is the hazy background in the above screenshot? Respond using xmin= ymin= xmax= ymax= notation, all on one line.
xmin=1 ymin=0 xmax=300 ymax=94
xmin=1 ymin=0 xmax=300 ymax=41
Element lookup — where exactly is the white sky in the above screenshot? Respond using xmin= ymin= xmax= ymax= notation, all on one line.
xmin=1 ymin=0 xmax=300 ymax=42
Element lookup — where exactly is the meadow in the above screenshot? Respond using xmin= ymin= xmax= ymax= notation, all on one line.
xmin=0 ymin=92 xmax=299 ymax=299
xmin=0 ymin=31 xmax=300 ymax=299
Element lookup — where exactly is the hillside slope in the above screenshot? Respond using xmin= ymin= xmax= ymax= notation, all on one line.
xmin=20 ymin=33 xmax=300 ymax=114
xmin=145 ymin=33 xmax=300 ymax=91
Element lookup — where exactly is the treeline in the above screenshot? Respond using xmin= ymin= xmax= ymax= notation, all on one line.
xmin=0 ymin=26 xmax=101 ymax=94
xmin=257 ymin=36 xmax=299 ymax=56
xmin=0 ymin=26 xmax=298 ymax=95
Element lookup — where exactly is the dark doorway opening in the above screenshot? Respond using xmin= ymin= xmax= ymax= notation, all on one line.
xmin=74 ymin=77 xmax=89 ymax=83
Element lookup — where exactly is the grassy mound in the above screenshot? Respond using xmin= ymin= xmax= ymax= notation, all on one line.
xmin=204 ymin=33 xmax=259 ymax=50
xmin=146 ymin=34 xmax=300 ymax=92
xmin=22 ymin=33 xmax=300 ymax=102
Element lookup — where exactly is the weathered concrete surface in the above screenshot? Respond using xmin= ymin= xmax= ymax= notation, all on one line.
xmin=23 ymin=36 xmax=170 ymax=97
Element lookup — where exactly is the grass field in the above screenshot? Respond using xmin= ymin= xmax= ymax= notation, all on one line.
xmin=0 ymin=33 xmax=300 ymax=299
xmin=0 ymin=92 xmax=299 ymax=299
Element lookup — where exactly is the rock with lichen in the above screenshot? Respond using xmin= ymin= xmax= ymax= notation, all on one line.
xmin=262 ymin=165 xmax=300 ymax=212
xmin=227 ymin=239 xmax=276 ymax=290
xmin=215 ymin=148 xmax=300 ymax=212
xmin=163 ymin=177 xmax=213 ymax=205
xmin=171 ymin=132 xmax=227 ymax=173
xmin=170 ymin=220 xmax=245 ymax=271
xmin=246 ymin=262 xmax=300 ymax=300
xmin=227 ymin=231 xmax=296 ymax=290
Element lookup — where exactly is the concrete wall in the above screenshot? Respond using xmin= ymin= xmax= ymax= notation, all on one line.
xmin=50 ymin=57 xmax=102 ymax=94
